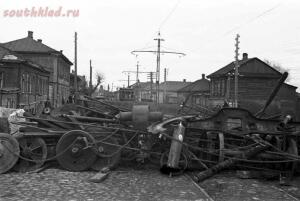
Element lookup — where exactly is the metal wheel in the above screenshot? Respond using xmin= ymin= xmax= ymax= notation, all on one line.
xmin=287 ymin=138 xmax=298 ymax=176
xmin=148 ymin=140 xmax=168 ymax=165
xmin=91 ymin=137 xmax=121 ymax=171
xmin=56 ymin=130 xmax=97 ymax=171
xmin=0 ymin=133 xmax=20 ymax=174
xmin=14 ymin=137 xmax=47 ymax=173
xmin=197 ymin=131 xmax=224 ymax=166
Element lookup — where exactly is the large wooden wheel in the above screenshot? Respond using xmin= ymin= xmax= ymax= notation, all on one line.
xmin=286 ymin=138 xmax=298 ymax=176
xmin=56 ymin=130 xmax=97 ymax=171
xmin=91 ymin=137 xmax=121 ymax=171
xmin=197 ymin=131 xmax=224 ymax=166
xmin=14 ymin=137 xmax=47 ymax=173
xmin=0 ymin=133 xmax=20 ymax=174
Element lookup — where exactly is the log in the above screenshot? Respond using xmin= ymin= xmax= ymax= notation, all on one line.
xmin=195 ymin=143 xmax=271 ymax=182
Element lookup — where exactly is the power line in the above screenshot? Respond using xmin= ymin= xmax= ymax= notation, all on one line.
xmin=159 ymin=0 xmax=182 ymax=31
xmin=223 ymin=2 xmax=282 ymax=36
xmin=131 ymin=32 xmax=185 ymax=104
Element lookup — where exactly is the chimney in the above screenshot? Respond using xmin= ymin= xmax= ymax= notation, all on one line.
xmin=28 ymin=31 xmax=33 ymax=38
xmin=60 ymin=50 xmax=63 ymax=53
xmin=202 ymin=74 xmax=205 ymax=79
xmin=37 ymin=39 xmax=42 ymax=43
xmin=242 ymin=53 xmax=248 ymax=60
xmin=183 ymin=79 xmax=186 ymax=83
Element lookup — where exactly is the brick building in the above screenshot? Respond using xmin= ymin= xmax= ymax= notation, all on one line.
xmin=2 ymin=31 xmax=72 ymax=107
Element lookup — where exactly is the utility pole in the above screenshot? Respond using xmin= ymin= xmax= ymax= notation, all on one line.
xmin=163 ymin=68 xmax=167 ymax=103
xmin=89 ymin=59 xmax=92 ymax=94
xmin=127 ymin=74 xmax=130 ymax=87
xmin=154 ymin=33 xmax=164 ymax=104
xmin=136 ymin=61 xmax=139 ymax=83
xmin=147 ymin=72 xmax=156 ymax=101
xmin=234 ymin=34 xmax=240 ymax=108
xmin=74 ymin=32 xmax=78 ymax=102
xmin=131 ymin=32 xmax=185 ymax=105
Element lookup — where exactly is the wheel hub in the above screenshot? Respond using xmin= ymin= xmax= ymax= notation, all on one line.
xmin=98 ymin=146 xmax=104 ymax=153
xmin=71 ymin=146 xmax=80 ymax=153
xmin=0 ymin=142 xmax=4 ymax=158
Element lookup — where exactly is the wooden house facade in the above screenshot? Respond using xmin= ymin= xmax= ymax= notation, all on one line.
xmin=0 ymin=45 xmax=50 ymax=111
xmin=177 ymin=74 xmax=210 ymax=106
xmin=2 ymin=31 xmax=72 ymax=107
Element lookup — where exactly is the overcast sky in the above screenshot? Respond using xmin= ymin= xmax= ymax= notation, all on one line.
xmin=1 ymin=0 xmax=300 ymax=90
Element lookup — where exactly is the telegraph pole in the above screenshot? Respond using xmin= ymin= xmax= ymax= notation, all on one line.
xmin=163 ymin=68 xmax=167 ymax=103
xmin=136 ymin=61 xmax=139 ymax=83
xmin=131 ymin=32 xmax=185 ymax=105
xmin=74 ymin=32 xmax=78 ymax=102
xmin=127 ymin=74 xmax=130 ymax=87
xmin=234 ymin=34 xmax=240 ymax=108
xmin=147 ymin=72 xmax=156 ymax=101
xmin=154 ymin=33 xmax=164 ymax=104
xmin=89 ymin=59 xmax=92 ymax=93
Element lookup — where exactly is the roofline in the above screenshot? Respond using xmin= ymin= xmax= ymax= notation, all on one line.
xmin=207 ymin=57 xmax=282 ymax=78
xmin=14 ymin=51 xmax=73 ymax=65
xmin=0 ymin=59 xmax=50 ymax=74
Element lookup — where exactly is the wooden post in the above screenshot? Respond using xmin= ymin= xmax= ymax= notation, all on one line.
xmin=74 ymin=32 xmax=78 ymax=102
xmin=195 ymin=143 xmax=270 ymax=182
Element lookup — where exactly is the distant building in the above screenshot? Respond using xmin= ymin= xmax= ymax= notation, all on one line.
xmin=131 ymin=82 xmax=155 ymax=102
xmin=115 ymin=88 xmax=134 ymax=101
xmin=2 ymin=31 xmax=73 ymax=107
xmin=0 ymin=45 xmax=50 ymax=111
xmin=159 ymin=80 xmax=192 ymax=104
xmin=207 ymin=53 xmax=298 ymax=117
xmin=69 ymin=70 xmax=87 ymax=94
xmin=177 ymin=74 xmax=210 ymax=106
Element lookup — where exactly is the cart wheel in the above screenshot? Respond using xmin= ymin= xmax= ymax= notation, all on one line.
xmin=14 ymin=137 xmax=47 ymax=173
xmin=0 ymin=133 xmax=20 ymax=174
xmin=197 ymin=131 xmax=224 ymax=165
xmin=56 ymin=130 xmax=97 ymax=171
xmin=148 ymin=140 xmax=167 ymax=165
xmin=287 ymin=138 xmax=298 ymax=176
xmin=91 ymin=137 xmax=121 ymax=171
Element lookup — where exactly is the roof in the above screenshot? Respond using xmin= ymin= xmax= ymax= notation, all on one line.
xmin=178 ymin=77 xmax=210 ymax=92
xmin=0 ymin=45 xmax=49 ymax=73
xmin=159 ymin=81 xmax=192 ymax=92
xmin=207 ymin=57 xmax=282 ymax=78
xmin=130 ymin=82 xmax=153 ymax=90
xmin=70 ymin=72 xmax=85 ymax=82
xmin=2 ymin=31 xmax=72 ymax=65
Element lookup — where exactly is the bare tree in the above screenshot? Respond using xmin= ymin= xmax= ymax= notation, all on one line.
xmin=91 ymin=71 xmax=105 ymax=94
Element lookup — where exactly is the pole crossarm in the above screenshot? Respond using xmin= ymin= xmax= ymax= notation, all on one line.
xmin=131 ymin=50 xmax=185 ymax=56
xmin=122 ymin=71 xmax=154 ymax=74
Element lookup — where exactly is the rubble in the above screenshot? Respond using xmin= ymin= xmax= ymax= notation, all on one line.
xmin=0 ymin=80 xmax=299 ymax=187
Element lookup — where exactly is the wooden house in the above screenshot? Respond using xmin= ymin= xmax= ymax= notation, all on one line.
xmin=207 ymin=53 xmax=298 ymax=117
xmin=2 ymin=31 xmax=72 ymax=107
xmin=177 ymin=74 xmax=210 ymax=106
xmin=0 ymin=45 xmax=50 ymax=112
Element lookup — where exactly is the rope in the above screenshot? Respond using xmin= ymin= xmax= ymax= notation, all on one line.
xmin=93 ymin=131 xmax=138 ymax=158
